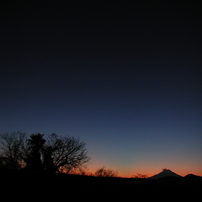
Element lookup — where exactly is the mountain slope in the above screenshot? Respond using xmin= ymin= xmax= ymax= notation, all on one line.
xmin=150 ymin=169 xmax=182 ymax=179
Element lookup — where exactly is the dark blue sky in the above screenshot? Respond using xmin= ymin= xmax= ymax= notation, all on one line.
xmin=1 ymin=1 xmax=201 ymax=176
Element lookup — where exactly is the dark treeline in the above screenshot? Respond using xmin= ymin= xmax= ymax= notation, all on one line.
xmin=0 ymin=131 xmax=121 ymax=177
xmin=0 ymin=131 xmax=89 ymax=173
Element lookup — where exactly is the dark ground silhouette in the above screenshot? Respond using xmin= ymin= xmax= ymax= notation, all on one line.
xmin=1 ymin=170 xmax=201 ymax=199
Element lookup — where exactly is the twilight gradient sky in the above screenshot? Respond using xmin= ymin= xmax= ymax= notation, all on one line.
xmin=1 ymin=1 xmax=201 ymax=177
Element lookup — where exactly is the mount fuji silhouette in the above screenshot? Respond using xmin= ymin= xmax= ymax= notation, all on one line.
xmin=150 ymin=169 xmax=182 ymax=179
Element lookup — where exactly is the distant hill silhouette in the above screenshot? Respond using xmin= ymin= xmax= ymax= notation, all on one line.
xmin=149 ymin=169 xmax=182 ymax=179
xmin=184 ymin=173 xmax=202 ymax=179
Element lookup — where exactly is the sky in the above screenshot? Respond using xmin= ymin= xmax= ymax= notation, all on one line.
xmin=1 ymin=1 xmax=202 ymax=177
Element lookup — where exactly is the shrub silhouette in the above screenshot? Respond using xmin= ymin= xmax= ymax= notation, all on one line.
xmin=131 ymin=173 xmax=148 ymax=178
xmin=94 ymin=166 xmax=118 ymax=177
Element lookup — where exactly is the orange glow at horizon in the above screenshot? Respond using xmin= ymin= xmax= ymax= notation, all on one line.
xmin=87 ymin=163 xmax=202 ymax=178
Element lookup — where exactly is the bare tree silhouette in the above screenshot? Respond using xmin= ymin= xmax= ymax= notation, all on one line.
xmin=0 ymin=131 xmax=26 ymax=170
xmin=46 ymin=134 xmax=90 ymax=173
